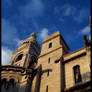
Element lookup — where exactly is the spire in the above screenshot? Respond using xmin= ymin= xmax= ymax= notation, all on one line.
xmin=29 ymin=32 xmax=36 ymax=42
xmin=30 ymin=32 xmax=36 ymax=39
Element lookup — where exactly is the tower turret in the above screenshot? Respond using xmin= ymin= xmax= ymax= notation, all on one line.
xmin=8 ymin=32 xmax=40 ymax=69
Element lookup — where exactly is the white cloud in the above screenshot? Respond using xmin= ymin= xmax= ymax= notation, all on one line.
xmin=2 ymin=47 xmax=13 ymax=65
xmin=79 ymin=26 xmax=90 ymax=35
xmin=39 ymin=28 xmax=49 ymax=40
xmin=2 ymin=18 xmax=20 ymax=46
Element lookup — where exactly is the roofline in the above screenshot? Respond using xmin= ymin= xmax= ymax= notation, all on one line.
xmin=63 ymin=47 xmax=87 ymax=63
xmin=63 ymin=52 xmax=86 ymax=63
xmin=60 ymin=34 xmax=70 ymax=50
xmin=42 ymin=32 xmax=70 ymax=50
xmin=63 ymin=47 xmax=85 ymax=57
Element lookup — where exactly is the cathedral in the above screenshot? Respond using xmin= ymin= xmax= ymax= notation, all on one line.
xmin=1 ymin=30 xmax=91 ymax=92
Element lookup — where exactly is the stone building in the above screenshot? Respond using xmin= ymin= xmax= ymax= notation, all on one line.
xmin=1 ymin=31 xmax=91 ymax=92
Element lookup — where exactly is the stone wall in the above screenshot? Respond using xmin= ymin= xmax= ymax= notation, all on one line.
xmin=64 ymin=48 xmax=91 ymax=89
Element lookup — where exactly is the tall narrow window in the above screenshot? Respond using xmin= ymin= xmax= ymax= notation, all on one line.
xmin=73 ymin=65 xmax=82 ymax=84
xmin=48 ymin=58 xmax=50 ymax=63
xmin=49 ymin=43 xmax=52 ymax=48
xmin=47 ymin=70 xmax=49 ymax=76
xmin=46 ymin=85 xmax=48 ymax=92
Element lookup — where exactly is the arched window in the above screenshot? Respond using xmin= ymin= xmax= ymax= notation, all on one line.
xmin=15 ymin=54 xmax=23 ymax=62
xmin=8 ymin=79 xmax=15 ymax=87
xmin=73 ymin=65 xmax=82 ymax=84
xmin=1 ymin=78 xmax=7 ymax=88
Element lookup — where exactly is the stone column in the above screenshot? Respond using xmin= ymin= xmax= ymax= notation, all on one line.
xmin=24 ymin=53 xmax=30 ymax=68
xmin=34 ymin=65 xmax=42 ymax=92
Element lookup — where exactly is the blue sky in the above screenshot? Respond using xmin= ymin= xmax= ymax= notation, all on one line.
xmin=2 ymin=0 xmax=90 ymax=65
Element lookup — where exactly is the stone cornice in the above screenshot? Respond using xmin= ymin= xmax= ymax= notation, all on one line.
xmin=63 ymin=47 xmax=87 ymax=63
xmin=1 ymin=65 xmax=34 ymax=74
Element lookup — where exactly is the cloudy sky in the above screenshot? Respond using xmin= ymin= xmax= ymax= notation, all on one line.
xmin=2 ymin=0 xmax=90 ymax=65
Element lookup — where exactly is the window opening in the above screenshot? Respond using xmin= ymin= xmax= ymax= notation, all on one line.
xmin=49 ymin=43 xmax=52 ymax=48
xmin=1 ymin=78 xmax=7 ymax=88
xmin=8 ymin=79 xmax=15 ymax=87
xmin=46 ymin=85 xmax=48 ymax=92
xmin=47 ymin=70 xmax=49 ymax=76
xmin=73 ymin=65 xmax=82 ymax=84
xmin=15 ymin=54 xmax=23 ymax=62
xmin=25 ymin=76 xmax=27 ymax=79
xmin=48 ymin=58 xmax=50 ymax=63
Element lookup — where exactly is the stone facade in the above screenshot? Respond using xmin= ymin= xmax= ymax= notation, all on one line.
xmin=64 ymin=47 xmax=91 ymax=90
xmin=1 ymin=32 xmax=91 ymax=92
xmin=1 ymin=33 xmax=41 ymax=92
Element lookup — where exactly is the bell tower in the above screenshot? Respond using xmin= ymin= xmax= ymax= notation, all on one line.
xmin=37 ymin=32 xmax=69 ymax=92
xmin=8 ymin=32 xmax=40 ymax=69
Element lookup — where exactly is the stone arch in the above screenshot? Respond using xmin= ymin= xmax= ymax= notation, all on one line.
xmin=1 ymin=78 xmax=9 ymax=91
xmin=13 ymin=52 xmax=24 ymax=63
xmin=11 ymin=52 xmax=24 ymax=65
xmin=8 ymin=78 xmax=15 ymax=87
xmin=1 ymin=78 xmax=7 ymax=88
xmin=5 ymin=78 xmax=16 ymax=92
xmin=31 ymin=55 xmax=37 ymax=63
xmin=6 ymin=77 xmax=19 ymax=92
xmin=28 ymin=55 xmax=37 ymax=69
xmin=8 ymin=76 xmax=19 ymax=83
xmin=15 ymin=54 xmax=23 ymax=62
